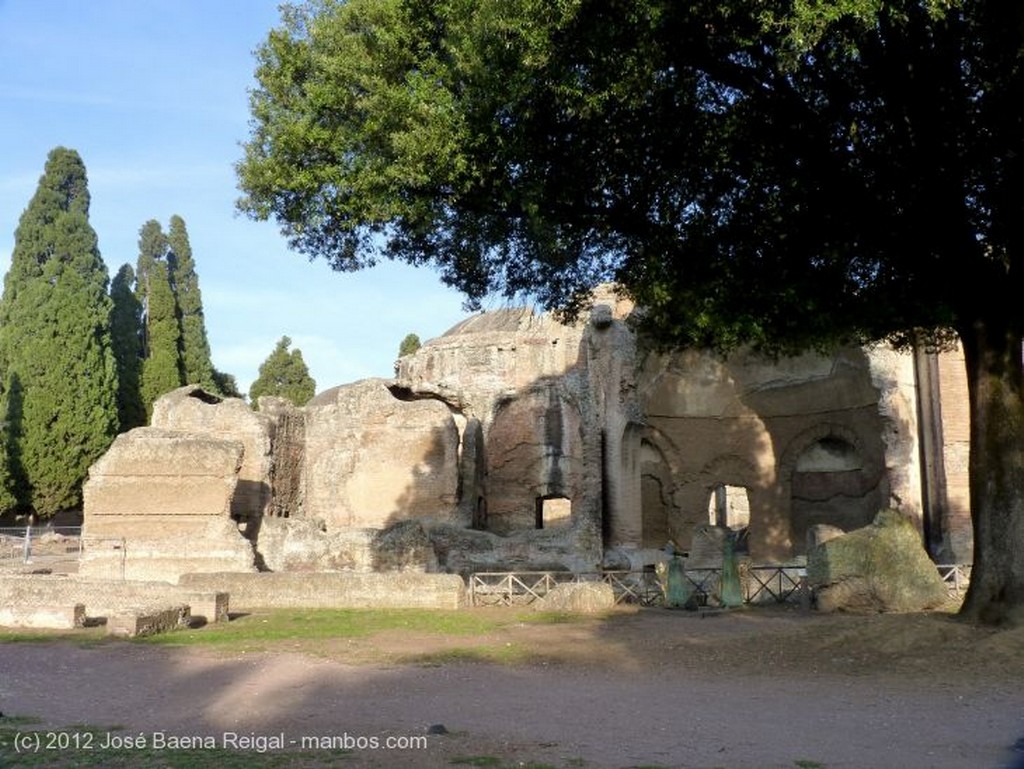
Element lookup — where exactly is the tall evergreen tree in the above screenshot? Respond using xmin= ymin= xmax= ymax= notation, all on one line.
xmin=166 ymin=215 xmax=217 ymax=391
xmin=0 ymin=147 xmax=119 ymax=516
xmin=110 ymin=264 xmax=146 ymax=430
xmin=135 ymin=218 xmax=167 ymax=356
xmin=139 ymin=256 xmax=183 ymax=415
xmin=248 ymin=336 xmax=316 ymax=407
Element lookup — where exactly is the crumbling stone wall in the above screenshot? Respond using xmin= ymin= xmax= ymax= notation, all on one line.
xmin=393 ymin=301 xmax=624 ymax=572
xmin=256 ymin=396 xmax=306 ymax=519
xmin=80 ymin=428 xmax=256 ymax=581
xmin=302 ymin=379 xmax=460 ymax=530
xmin=81 ymin=289 xmax=970 ymax=578
xmin=629 ymin=346 xmax=901 ymax=562
xmin=151 ymin=386 xmax=277 ymax=523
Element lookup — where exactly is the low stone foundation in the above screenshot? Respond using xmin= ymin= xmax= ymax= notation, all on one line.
xmin=0 ymin=603 xmax=86 ymax=629
xmin=108 ymin=605 xmax=190 ymax=638
xmin=0 ymin=575 xmax=228 ymax=624
xmin=177 ymin=571 xmax=467 ymax=610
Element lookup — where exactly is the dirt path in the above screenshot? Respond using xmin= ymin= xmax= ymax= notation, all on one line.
xmin=3 ymin=608 xmax=1024 ymax=769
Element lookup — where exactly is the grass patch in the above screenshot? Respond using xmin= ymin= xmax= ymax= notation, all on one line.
xmin=138 ymin=609 xmax=496 ymax=647
xmin=136 ymin=608 xmax=592 ymax=649
xmin=526 ymin=611 xmax=587 ymax=625
xmin=0 ymin=627 xmax=109 ymax=645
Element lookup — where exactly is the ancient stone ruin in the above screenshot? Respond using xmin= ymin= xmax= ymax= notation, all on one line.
xmin=78 ymin=289 xmax=972 ymax=585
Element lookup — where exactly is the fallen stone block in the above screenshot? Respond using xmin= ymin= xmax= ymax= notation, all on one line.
xmin=808 ymin=509 xmax=948 ymax=613
xmin=534 ymin=582 xmax=616 ymax=613
xmin=107 ymin=605 xmax=190 ymax=638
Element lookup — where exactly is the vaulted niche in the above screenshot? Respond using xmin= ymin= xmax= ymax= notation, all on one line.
xmin=640 ymin=439 xmax=672 ymax=548
xmin=790 ymin=432 xmax=881 ymax=554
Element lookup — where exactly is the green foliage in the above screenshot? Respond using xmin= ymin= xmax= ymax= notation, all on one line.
xmin=167 ymin=215 xmax=217 ymax=391
xmin=238 ymin=1 xmax=1024 ymax=623
xmin=398 ymin=332 xmax=421 ymax=357
xmin=133 ymin=216 xmax=232 ymax=414
xmin=0 ymin=147 xmax=119 ymax=516
xmin=237 ymin=0 xmax=1008 ymax=352
xmin=139 ymin=256 xmax=183 ymax=414
xmin=110 ymin=264 xmax=146 ymax=430
xmin=248 ymin=335 xmax=316 ymax=407
xmin=212 ymin=368 xmax=243 ymax=399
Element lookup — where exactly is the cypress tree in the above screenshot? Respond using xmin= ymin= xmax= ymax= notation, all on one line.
xmin=110 ymin=264 xmax=146 ymax=430
xmin=0 ymin=147 xmax=119 ymax=516
xmin=248 ymin=336 xmax=316 ymax=407
xmin=166 ymin=215 xmax=217 ymax=392
xmin=139 ymin=256 xmax=183 ymax=415
xmin=134 ymin=219 xmax=165 ymax=315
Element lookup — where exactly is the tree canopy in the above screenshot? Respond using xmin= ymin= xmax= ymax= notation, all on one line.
xmin=167 ymin=215 xmax=217 ymax=392
xmin=0 ymin=147 xmax=119 ymax=515
xmin=398 ymin=332 xmax=421 ymax=358
xmin=137 ymin=221 xmax=183 ymax=415
xmin=110 ymin=264 xmax=146 ymax=431
xmin=249 ymin=336 xmax=317 ymax=407
xmin=131 ymin=216 xmax=226 ymax=415
xmin=238 ymin=0 xmax=1024 ymax=623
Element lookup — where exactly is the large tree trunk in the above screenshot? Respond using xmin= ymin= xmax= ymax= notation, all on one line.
xmin=958 ymin=318 xmax=1024 ymax=626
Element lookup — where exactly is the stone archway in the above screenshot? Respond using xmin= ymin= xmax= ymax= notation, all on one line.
xmin=779 ymin=423 xmax=887 ymax=555
xmin=639 ymin=438 xmax=674 ymax=548
xmin=611 ymin=424 xmax=681 ymax=549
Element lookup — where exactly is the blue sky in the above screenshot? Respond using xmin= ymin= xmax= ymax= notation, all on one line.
xmin=0 ymin=0 xmax=476 ymax=396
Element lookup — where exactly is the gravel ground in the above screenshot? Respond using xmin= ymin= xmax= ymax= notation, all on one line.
xmin=3 ymin=608 xmax=1023 ymax=769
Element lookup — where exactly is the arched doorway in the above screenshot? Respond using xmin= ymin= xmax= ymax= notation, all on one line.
xmin=787 ymin=427 xmax=885 ymax=554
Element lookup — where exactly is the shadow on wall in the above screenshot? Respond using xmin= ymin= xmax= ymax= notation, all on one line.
xmin=484 ymin=378 xmax=585 ymax=536
xmin=627 ymin=345 xmax=901 ymax=562
xmin=375 ymin=423 xmax=463 ymax=572
xmin=372 ymin=305 xmax=919 ymax=569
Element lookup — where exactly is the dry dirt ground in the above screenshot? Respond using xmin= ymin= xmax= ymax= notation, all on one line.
xmin=3 ymin=606 xmax=1024 ymax=769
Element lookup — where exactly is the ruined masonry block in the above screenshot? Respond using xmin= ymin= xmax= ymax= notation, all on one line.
xmin=178 ymin=572 xmax=467 ymax=611
xmin=107 ymin=605 xmax=190 ymax=638
xmin=181 ymin=591 xmax=229 ymax=623
xmin=89 ymin=428 xmax=244 ymax=477
xmin=81 ymin=427 xmax=255 ymax=582
xmin=85 ymin=477 xmax=239 ymax=517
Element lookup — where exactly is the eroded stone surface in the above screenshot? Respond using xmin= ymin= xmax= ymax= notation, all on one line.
xmin=303 ymin=379 xmax=460 ymax=530
xmin=534 ymin=582 xmax=616 ymax=613
xmin=81 ymin=428 xmax=255 ymax=581
xmin=80 ymin=288 xmax=971 ymax=579
xmin=808 ymin=509 xmax=949 ymax=613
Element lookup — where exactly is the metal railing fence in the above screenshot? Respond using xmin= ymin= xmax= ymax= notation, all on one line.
xmin=469 ymin=562 xmax=973 ymax=607
xmin=0 ymin=526 xmax=83 ymax=564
